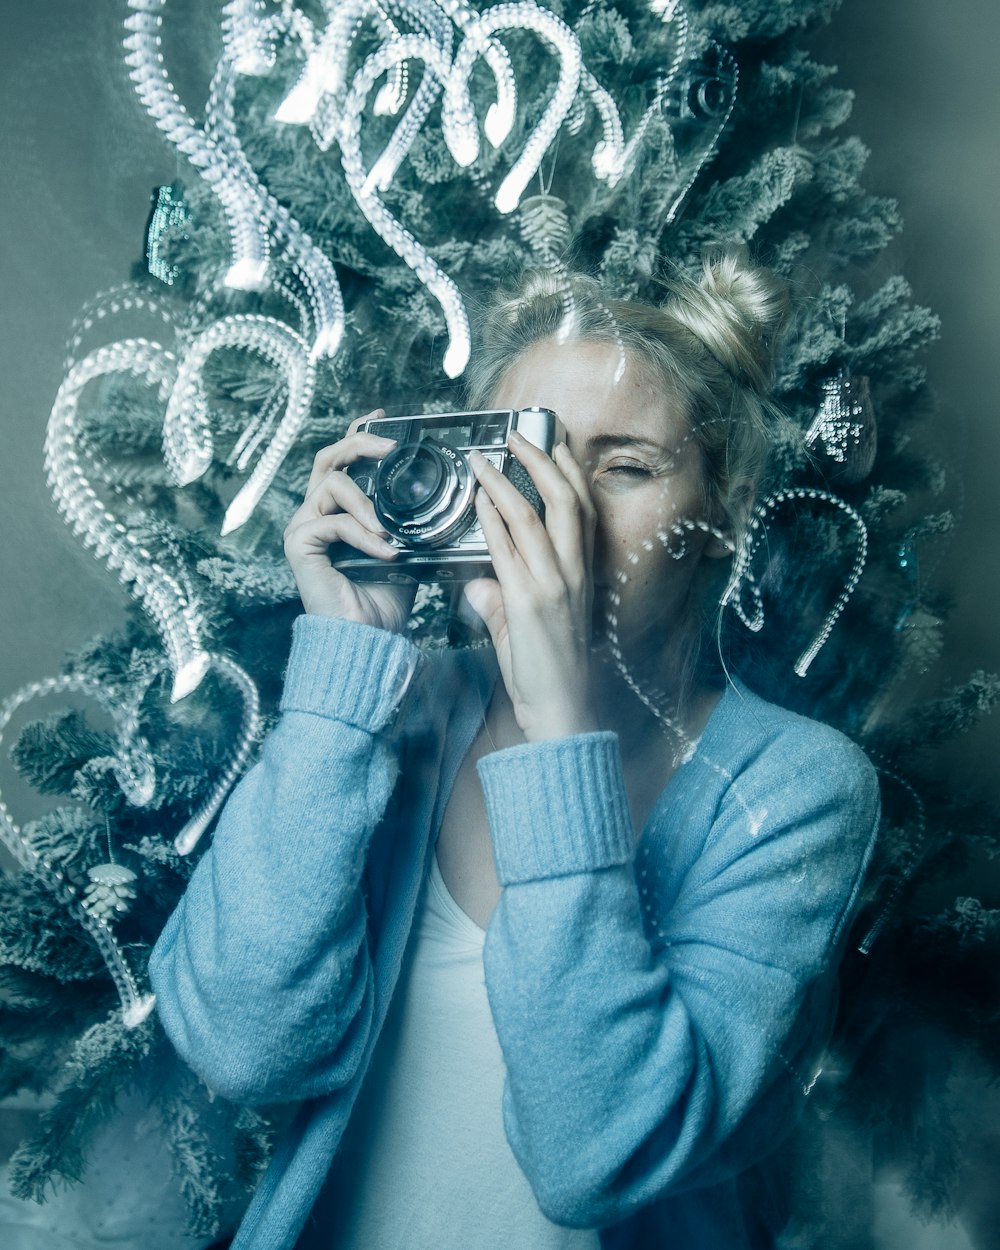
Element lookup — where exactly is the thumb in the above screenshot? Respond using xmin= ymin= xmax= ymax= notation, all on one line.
xmin=463 ymin=577 xmax=505 ymax=638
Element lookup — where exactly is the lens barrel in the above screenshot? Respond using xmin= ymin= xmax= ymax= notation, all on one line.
xmin=382 ymin=444 xmax=446 ymax=514
xmin=373 ymin=440 xmax=475 ymax=546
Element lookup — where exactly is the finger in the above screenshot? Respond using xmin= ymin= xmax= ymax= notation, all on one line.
xmin=305 ymin=431 xmax=396 ymax=495
xmin=285 ymin=512 xmax=399 ymax=563
xmin=506 ymin=433 xmax=589 ymax=574
xmin=552 ymin=441 xmax=597 ymax=577
xmin=470 ymin=448 xmax=567 ymax=584
xmin=462 ymin=577 xmax=506 ymax=648
xmin=473 ymin=476 xmax=525 ymax=585
xmin=299 ymin=465 xmax=388 ymax=536
xmin=306 ymin=412 xmax=392 ymax=493
xmin=347 ymin=410 xmax=384 ymax=437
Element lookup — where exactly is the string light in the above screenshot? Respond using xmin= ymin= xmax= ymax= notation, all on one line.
xmin=46 ymin=340 xmax=212 ymax=703
xmin=161 ymin=314 xmax=315 ymax=535
xmin=125 ymin=3 xmax=273 ymax=293
xmin=340 ymin=32 xmax=471 ymax=377
xmin=446 ymin=3 xmax=582 ymax=214
xmin=173 ymin=655 xmax=263 ymax=855
xmin=222 ymin=0 xmax=282 ymax=77
xmin=125 ymin=0 xmax=345 ymax=358
xmin=721 ymin=489 xmax=869 ymax=677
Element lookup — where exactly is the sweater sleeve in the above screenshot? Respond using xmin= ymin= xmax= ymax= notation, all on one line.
xmin=476 ymin=720 xmax=880 ymax=1229
xmin=148 ymin=614 xmax=421 ymax=1106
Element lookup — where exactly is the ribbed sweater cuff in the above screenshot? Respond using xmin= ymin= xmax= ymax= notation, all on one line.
xmin=476 ymin=732 xmax=634 ymax=886
xmin=280 ymin=615 xmax=421 ymax=732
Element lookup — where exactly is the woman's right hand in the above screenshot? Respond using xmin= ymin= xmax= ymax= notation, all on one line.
xmin=283 ymin=411 xmax=417 ymax=633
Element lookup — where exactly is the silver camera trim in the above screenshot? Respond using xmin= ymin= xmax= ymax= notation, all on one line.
xmin=334 ymin=406 xmax=562 ymax=583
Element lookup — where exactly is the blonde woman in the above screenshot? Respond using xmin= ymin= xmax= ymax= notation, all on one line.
xmin=151 ymin=251 xmax=879 ymax=1250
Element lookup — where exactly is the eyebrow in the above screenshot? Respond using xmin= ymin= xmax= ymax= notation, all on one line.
xmin=584 ymin=433 xmax=671 ymax=454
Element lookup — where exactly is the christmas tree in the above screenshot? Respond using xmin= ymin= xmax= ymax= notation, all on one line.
xmin=1 ymin=0 xmax=997 ymax=1243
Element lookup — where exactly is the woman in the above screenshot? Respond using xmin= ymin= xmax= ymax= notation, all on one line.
xmin=150 ymin=250 xmax=880 ymax=1249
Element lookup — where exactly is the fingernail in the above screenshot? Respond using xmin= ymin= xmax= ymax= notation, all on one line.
xmin=508 ymin=430 xmax=525 ymax=445
xmin=468 ymin=449 xmax=486 ymax=470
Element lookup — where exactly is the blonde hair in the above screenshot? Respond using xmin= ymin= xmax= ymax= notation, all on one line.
xmin=465 ymin=247 xmax=791 ymax=546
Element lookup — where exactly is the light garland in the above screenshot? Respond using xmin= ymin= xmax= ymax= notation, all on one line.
xmin=222 ymin=0 xmax=283 ymax=77
xmin=125 ymin=0 xmax=345 ymax=359
xmin=445 ymin=3 xmax=582 ymax=214
xmin=46 ymin=340 xmax=212 ymax=704
xmin=340 ymin=31 xmax=472 ymax=377
xmin=721 ymin=488 xmax=869 ymax=677
xmin=173 ymin=654 xmax=263 ymax=855
xmin=124 ymin=3 xmax=273 ymax=294
xmin=161 ymin=314 xmax=316 ymax=534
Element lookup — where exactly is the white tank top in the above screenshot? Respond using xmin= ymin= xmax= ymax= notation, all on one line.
xmin=302 ymin=854 xmax=601 ymax=1249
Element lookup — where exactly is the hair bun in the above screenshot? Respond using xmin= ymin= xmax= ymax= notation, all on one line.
xmin=663 ymin=247 xmax=790 ymax=393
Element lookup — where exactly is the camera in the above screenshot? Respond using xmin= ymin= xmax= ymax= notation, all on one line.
xmin=333 ymin=407 xmax=563 ymax=582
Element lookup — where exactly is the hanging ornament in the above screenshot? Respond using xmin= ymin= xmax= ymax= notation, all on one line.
xmin=805 ymin=372 xmax=878 ymax=485
xmin=896 ymin=608 xmax=944 ymax=675
xmin=143 ymin=182 xmax=190 ymax=287
xmin=83 ymin=864 xmax=139 ymax=922
xmin=518 ymin=193 xmax=571 ymax=256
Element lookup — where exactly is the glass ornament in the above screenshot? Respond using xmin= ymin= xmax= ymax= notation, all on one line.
xmin=805 ymin=372 xmax=878 ymax=485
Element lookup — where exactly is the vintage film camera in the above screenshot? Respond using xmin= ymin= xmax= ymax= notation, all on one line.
xmin=334 ymin=407 xmax=563 ymax=582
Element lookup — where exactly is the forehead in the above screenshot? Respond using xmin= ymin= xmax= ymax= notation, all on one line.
xmin=490 ymin=338 xmax=691 ymax=449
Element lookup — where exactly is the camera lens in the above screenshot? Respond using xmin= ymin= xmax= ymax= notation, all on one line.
xmin=373 ymin=434 xmax=475 ymax=549
xmin=380 ymin=444 xmax=447 ymax=515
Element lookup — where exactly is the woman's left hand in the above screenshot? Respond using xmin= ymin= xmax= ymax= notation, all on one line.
xmin=463 ymin=432 xmax=600 ymax=742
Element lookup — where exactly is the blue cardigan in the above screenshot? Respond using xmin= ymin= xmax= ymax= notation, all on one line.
xmin=149 ymin=614 xmax=880 ymax=1249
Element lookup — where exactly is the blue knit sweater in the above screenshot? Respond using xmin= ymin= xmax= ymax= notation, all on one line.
xmin=149 ymin=614 xmax=880 ymax=1249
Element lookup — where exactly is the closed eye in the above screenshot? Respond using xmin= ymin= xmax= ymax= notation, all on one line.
xmin=603 ymin=462 xmax=652 ymax=477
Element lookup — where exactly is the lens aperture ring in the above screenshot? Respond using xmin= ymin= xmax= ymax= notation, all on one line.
xmin=374 ymin=443 xmax=476 ymax=547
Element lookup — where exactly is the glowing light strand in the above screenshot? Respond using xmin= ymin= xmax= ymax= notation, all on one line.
xmin=64 ymin=284 xmax=177 ymax=375
xmin=161 ymin=315 xmax=316 ymax=535
xmin=362 ymin=4 xmax=457 ymax=193
xmin=584 ymin=1 xmax=689 ymax=186
xmin=0 ymin=675 xmax=157 ymax=1027
xmin=124 ymin=0 xmax=345 ymax=358
xmin=222 ymin=0 xmax=284 ymax=76
xmin=46 ymin=339 xmax=211 ymax=703
xmin=340 ymin=32 xmax=471 ymax=377
xmin=124 ymin=1 xmax=272 ymax=293
xmin=446 ymin=3 xmax=582 ymax=214
xmin=721 ymin=488 xmax=869 ymax=677
xmin=206 ymin=55 xmax=346 ymax=356
xmin=173 ymin=654 xmax=263 ymax=855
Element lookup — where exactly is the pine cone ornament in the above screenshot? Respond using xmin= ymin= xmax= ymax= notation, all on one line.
xmin=83 ymin=864 xmax=138 ymax=921
xmin=897 ymin=608 xmax=944 ymax=674
xmin=518 ymin=194 xmax=571 ymax=257
xmin=805 ymin=373 xmax=878 ymax=484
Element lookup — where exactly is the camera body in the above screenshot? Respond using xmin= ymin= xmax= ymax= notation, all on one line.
xmin=334 ymin=407 xmax=563 ymax=583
